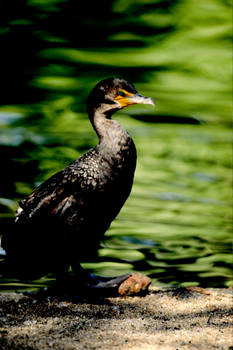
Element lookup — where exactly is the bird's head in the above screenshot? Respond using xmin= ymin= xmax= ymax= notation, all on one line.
xmin=87 ymin=77 xmax=155 ymax=119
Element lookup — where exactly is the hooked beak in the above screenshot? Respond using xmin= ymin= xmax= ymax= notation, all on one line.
xmin=127 ymin=93 xmax=155 ymax=107
xmin=115 ymin=92 xmax=155 ymax=108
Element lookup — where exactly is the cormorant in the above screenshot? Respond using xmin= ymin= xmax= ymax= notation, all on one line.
xmin=1 ymin=78 xmax=154 ymax=294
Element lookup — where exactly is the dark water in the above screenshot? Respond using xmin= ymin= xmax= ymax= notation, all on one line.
xmin=0 ymin=0 xmax=232 ymax=291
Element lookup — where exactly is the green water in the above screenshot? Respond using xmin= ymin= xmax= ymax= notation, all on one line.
xmin=0 ymin=0 xmax=232 ymax=290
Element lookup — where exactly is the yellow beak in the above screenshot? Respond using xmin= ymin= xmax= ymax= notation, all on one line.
xmin=115 ymin=92 xmax=155 ymax=108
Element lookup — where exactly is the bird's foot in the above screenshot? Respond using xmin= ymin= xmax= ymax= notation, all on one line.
xmin=55 ymin=266 xmax=151 ymax=297
xmin=83 ymin=272 xmax=151 ymax=297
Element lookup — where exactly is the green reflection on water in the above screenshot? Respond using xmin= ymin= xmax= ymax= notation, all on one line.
xmin=0 ymin=0 xmax=232 ymax=291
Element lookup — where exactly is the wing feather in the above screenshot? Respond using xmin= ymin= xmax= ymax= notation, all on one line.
xmin=15 ymin=148 xmax=99 ymax=224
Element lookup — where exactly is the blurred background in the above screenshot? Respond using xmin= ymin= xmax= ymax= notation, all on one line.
xmin=0 ymin=0 xmax=232 ymax=291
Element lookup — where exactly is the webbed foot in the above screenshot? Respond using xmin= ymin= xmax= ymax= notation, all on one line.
xmin=59 ymin=264 xmax=151 ymax=297
xmin=83 ymin=272 xmax=151 ymax=297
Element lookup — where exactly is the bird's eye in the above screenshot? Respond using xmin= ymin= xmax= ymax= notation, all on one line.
xmin=119 ymin=90 xmax=126 ymax=97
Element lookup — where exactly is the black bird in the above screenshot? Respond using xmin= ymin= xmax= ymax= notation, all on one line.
xmin=2 ymin=78 xmax=154 ymax=293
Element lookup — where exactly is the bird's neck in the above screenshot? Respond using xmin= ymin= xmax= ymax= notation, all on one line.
xmin=90 ymin=109 xmax=133 ymax=155
xmin=89 ymin=108 xmax=136 ymax=180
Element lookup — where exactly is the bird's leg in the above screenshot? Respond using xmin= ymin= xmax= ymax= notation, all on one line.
xmin=70 ymin=261 xmax=131 ymax=295
xmin=54 ymin=262 xmax=71 ymax=292
xmin=54 ymin=261 xmax=151 ymax=296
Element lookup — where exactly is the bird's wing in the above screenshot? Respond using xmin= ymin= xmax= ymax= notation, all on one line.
xmin=15 ymin=149 xmax=99 ymax=224
xmin=16 ymin=169 xmax=74 ymax=223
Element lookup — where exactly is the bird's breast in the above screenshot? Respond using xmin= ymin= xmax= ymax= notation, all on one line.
xmin=100 ymin=136 xmax=136 ymax=179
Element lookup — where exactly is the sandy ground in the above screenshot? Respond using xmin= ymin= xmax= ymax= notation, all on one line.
xmin=0 ymin=286 xmax=232 ymax=350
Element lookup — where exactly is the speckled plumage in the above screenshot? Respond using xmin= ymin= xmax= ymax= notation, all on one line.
xmin=2 ymin=78 xmax=145 ymax=279
xmin=2 ymin=78 xmax=154 ymax=283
